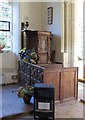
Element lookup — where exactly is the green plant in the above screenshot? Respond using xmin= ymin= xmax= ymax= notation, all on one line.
xmin=17 ymin=86 xmax=34 ymax=104
xmin=17 ymin=86 xmax=34 ymax=98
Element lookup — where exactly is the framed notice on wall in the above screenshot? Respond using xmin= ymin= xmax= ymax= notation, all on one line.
xmin=47 ymin=7 xmax=53 ymax=25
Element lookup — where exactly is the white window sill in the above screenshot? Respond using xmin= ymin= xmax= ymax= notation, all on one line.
xmin=1 ymin=48 xmax=12 ymax=53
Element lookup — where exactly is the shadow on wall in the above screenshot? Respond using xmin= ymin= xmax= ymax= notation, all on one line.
xmin=52 ymin=35 xmax=63 ymax=63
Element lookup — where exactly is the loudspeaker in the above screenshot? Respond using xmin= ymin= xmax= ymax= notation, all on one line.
xmin=34 ymin=83 xmax=54 ymax=120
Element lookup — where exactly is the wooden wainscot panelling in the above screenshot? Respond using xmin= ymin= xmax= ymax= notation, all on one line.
xmin=43 ymin=68 xmax=62 ymax=102
xmin=61 ymin=67 xmax=78 ymax=102
xmin=43 ymin=66 xmax=78 ymax=103
xmin=19 ymin=60 xmax=78 ymax=104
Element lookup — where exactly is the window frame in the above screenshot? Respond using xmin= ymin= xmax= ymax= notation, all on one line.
xmin=0 ymin=21 xmax=10 ymax=31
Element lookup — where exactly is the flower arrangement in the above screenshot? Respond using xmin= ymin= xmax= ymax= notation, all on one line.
xmin=17 ymin=86 xmax=34 ymax=104
xmin=19 ymin=48 xmax=38 ymax=64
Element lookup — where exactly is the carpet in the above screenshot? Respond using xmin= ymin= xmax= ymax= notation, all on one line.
xmin=0 ymin=84 xmax=34 ymax=119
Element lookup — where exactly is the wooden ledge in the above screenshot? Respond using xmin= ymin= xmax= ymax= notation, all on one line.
xmin=78 ymin=78 xmax=85 ymax=104
xmin=80 ymin=98 xmax=85 ymax=104
xmin=78 ymin=78 xmax=85 ymax=83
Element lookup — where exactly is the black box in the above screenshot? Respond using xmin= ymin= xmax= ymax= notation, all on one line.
xmin=34 ymin=83 xmax=54 ymax=120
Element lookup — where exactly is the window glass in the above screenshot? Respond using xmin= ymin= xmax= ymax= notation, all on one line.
xmin=0 ymin=1 xmax=12 ymax=50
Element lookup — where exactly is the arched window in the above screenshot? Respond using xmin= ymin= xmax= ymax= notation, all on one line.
xmin=0 ymin=1 xmax=12 ymax=51
xmin=0 ymin=1 xmax=20 ymax=54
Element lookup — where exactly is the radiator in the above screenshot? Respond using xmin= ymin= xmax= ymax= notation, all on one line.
xmin=0 ymin=52 xmax=18 ymax=85
xmin=0 ymin=69 xmax=17 ymax=85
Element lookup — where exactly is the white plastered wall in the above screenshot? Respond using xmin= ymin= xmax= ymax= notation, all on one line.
xmin=20 ymin=2 xmax=42 ymax=30
xmin=41 ymin=2 xmax=63 ymax=63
